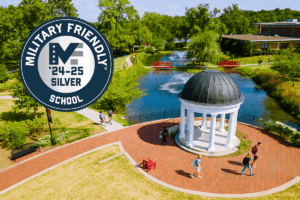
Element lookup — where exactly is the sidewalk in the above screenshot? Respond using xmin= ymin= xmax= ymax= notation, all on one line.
xmin=76 ymin=108 xmax=124 ymax=131
xmin=125 ymin=56 xmax=133 ymax=69
xmin=0 ymin=96 xmax=18 ymax=100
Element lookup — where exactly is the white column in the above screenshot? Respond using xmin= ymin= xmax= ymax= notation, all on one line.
xmin=226 ymin=112 xmax=236 ymax=149
xmin=207 ymin=114 xmax=217 ymax=152
xmin=179 ymin=107 xmax=185 ymax=138
xmin=218 ymin=113 xmax=226 ymax=132
xmin=185 ymin=111 xmax=189 ymax=131
xmin=186 ymin=110 xmax=195 ymax=147
xmin=233 ymin=110 xmax=238 ymax=140
xmin=277 ymin=43 xmax=279 ymax=50
xmin=201 ymin=113 xmax=207 ymax=129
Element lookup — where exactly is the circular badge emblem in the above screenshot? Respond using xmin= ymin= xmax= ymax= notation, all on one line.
xmin=19 ymin=17 xmax=113 ymax=111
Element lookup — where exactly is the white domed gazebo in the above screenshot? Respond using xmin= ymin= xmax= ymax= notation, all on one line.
xmin=177 ymin=70 xmax=245 ymax=154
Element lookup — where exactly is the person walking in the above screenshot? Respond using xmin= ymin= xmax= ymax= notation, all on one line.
xmin=191 ymin=154 xmax=202 ymax=178
xmin=161 ymin=126 xmax=169 ymax=146
xmin=99 ymin=111 xmax=106 ymax=126
xmin=241 ymin=153 xmax=254 ymax=176
xmin=251 ymin=142 xmax=262 ymax=168
xmin=108 ymin=109 xmax=113 ymax=125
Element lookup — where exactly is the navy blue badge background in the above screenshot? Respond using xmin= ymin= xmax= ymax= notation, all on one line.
xmin=19 ymin=17 xmax=114 ymax=112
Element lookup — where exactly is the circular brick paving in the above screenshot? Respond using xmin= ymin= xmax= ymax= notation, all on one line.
xmin=0 ymin=119 xmax=299 ymax=194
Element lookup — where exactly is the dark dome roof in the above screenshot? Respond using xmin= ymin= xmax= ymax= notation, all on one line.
xmin=179 ymin=70 xmax=244 ymax=105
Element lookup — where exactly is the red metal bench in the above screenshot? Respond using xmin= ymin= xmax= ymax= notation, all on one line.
xmin=142 ymin=158 xmax=156 ymax=172
xmin=218 ymin=60 xmax=240 ymax=68
xmin=152 ymin=61 xmax=173 ymax=70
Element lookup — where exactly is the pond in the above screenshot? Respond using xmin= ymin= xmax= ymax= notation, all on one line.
xmin=126 ymin=54 xmax=300 ymax=131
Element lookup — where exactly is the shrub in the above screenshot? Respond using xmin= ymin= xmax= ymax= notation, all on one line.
xmin=259 ymin=119 xmax=300 ymax=146
xmin=0 ymin=121 xmax=29 ymax=148
xmin=258 ymin=58 xmax=263 ymax=65
xmin=145 ymin=47 xmax=155 ymax=55
xmin=0 ymin=64 xmax=9 ymax=84
xmin=253 ymin=50 xmax=262 ymax=55
xmin=290 ymin=132 xmax=300 ymax=147
xmin=170 ymin=129 xmax=179 ymax=138
xmin=0 ymin=78 xmax=18 ymax=92
xmin=36 ymin=130 xmax=71 ymax=147
xmin=25 ymin=118 xmax=47 ymax=137
xmin=53 ymin=130 xmax=70 ymax=145
xmin=36 ymin=135 xmax=52 ymax=147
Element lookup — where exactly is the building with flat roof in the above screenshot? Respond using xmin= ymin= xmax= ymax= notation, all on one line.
xmin=222 ymin=19 xmax=300 ymax=52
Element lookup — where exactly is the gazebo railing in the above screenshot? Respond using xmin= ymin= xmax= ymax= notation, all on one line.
xmin=125 ymin=109 xmax=297 ymax=131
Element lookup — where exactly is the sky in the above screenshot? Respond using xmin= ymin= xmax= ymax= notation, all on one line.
xmin=0 ymin=0 xmax=299 ymax=23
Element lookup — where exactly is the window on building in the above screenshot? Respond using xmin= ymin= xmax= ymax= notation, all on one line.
xmin=280 ymin=43 xmax=288 ymax=49
xmin=261 ymin=43 xmax=269 ymax=51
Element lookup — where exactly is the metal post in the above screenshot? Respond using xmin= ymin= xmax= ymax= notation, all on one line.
xmin=164 ymin=110 xmax=165 ymax=119
xmin=178 ymin=109 xmax=179 ymax=117
xmin=48 ymin=121 xmax=54 ymax=145
xmin=253 ymin=116 xmax=255 ymax=124
xmin=45 ymin=108 xmax=54 ymax=145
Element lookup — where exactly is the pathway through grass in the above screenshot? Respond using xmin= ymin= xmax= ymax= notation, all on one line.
xmin=0 ymin=145 xmax=299 ymax=200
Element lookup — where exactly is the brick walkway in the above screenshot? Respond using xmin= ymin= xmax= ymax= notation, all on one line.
xmin=0 ymin=119 xmax=299 ymax=194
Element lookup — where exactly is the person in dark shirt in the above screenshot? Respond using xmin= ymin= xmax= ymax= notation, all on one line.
xmin=242 ymin=153 xmax=254 ymax=176
xmin=161 ymin=126 xmax=169 ymax=146
xmin=108 ymin=109 xmax=113 ymax=125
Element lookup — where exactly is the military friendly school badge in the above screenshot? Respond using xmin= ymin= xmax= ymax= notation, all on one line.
xmin=19 ymin=17 xmax=113 ymax=111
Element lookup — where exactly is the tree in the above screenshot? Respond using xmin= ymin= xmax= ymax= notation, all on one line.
xmin=0 ymin=64 xmax=8 ymax=84
xmin=91 ymin=66 xmax=147 ymax=113
xmin=97 ymin=0 xmax=139 ymax=54
xmin=12 ymin=70 xmax=41 ymax=118
xmin=1 ymin=0 xmax=78 ymax=116
xmin=241 ymin=41 xmax=254 ymax=57
xmin=20 ymin=0 xmax=78 ymax=17
xmin=187 ymin=31 xmax=222 ymax=66
xmin=271 ymin=52 xmax=300 ymax=86
xmin=165 ymin=39 xmax=175 ymax=50
xmin=0 ymin=0 xmax=78 ymax=68
xmin=220 ymin=4 xmax=253 ymax=34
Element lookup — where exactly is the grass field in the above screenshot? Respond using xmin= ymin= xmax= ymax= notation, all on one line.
xmin=0 ymin=91 xmax=12 ymax=96
xmin=174 ymin=66 xmax=224 ymax=74
xmin=0 ymin=145 xmax=299 ymax=200
xmin=113 ymin=56 xmax=129 ymax=71
xmin=232 ymin=55 xmax=275 ymax=65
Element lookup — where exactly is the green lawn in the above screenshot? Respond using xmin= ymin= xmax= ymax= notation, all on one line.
xmin=1 ymin=145 xmax=299 ymax=200
xmin=235 ymin=64 xmax=275 ymax=77
xmin=113 ymin=56 xmax=129 ymax=71
xmin=232 ymin=55 xmax=275 ymax=65
xmin=174 ymin=66 xmax=224 ymax=74
xmin=0 ymin=91 xmax=12 ymax=96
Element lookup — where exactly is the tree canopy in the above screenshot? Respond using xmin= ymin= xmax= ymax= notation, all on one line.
xmin=271 ymin=52 xmax=300 ymax=86
xmin=187 ymin=31 xmax=222 ymax=66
